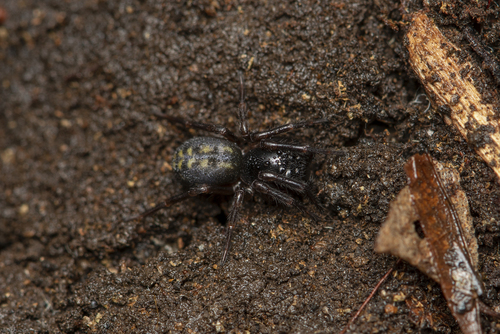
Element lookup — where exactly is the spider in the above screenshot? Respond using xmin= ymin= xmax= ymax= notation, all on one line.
xmin=127 ymin=76 xmax=342 ymax=265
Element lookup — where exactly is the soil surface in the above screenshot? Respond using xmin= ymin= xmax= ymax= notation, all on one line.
xmin=1 ymin=0 xmax=499 ymax=333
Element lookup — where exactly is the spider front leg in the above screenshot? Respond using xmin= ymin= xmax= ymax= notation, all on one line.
xmin=248 ymin=119 xmax=330 ymax=142
xmin=258 ymin=171 xmax=325 ymax=214
xmin=152 ymin=112 xmax=242 ymax=143
xmin=238 ymin=74 xmax=250 ymax=137
xmin=260 ymin=140 xmax=344 ymax=155
xmin=125 ymin=185 xmax=234 ymax=222
xmin=251 ymin=180 xmax=321 ymax=222
xmin=236 ymin=75 xmax=329 ymax=142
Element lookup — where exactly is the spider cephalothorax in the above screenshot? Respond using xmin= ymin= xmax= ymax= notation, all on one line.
xmin=127 ymin=76 xmax=342 ymax=264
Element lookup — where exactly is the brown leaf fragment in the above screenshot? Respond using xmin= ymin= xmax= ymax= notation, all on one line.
xmin=433 ymin=161 xmax=479 ymax=268
xmin=406 ymin=12 xmax=500 ymax=184
xmin=375 ymin=153 xmax=483 ymax=334
xmin=374 ymin=186 xmax=438 ymax=281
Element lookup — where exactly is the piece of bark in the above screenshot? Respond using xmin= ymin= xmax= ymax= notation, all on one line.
xmin=375 ymin=154 xmax=483 ymax=334
xmin=406 ymin=12 xmax=500 ymax=183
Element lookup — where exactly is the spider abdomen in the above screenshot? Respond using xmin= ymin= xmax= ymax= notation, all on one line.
xmin=172 ymin=137 xmax=243 ymax=186
xmin=241 ymin=148 xmax=312 ymax=185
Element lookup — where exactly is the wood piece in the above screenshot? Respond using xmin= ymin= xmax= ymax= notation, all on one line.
xmin=406 ymin=12 xmax=500 ymax=183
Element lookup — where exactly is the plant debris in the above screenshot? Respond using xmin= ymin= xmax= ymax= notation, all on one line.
xmin=405 ymin=12 xmax=500 ymax=184
xmin=376 ymin=153 xmax=483 ymax=334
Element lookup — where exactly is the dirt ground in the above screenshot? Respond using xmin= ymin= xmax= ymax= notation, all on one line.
xmin=1 ymin=0 xmax=499 ymax=333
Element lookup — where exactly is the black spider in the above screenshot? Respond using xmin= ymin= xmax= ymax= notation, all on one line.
xmin=127 ymin=76 xmax=342 ymax=265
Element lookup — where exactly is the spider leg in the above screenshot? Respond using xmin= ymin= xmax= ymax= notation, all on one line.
xmin=258 ymin=171 xmax=309 ymax=193
xmin=152 ymin=112 xmax=242 ymax=143
xmin=220 ymin=186 xmax=245 ymax=266
xmin=258 ymin=171 xmax=326 ymax=214
xmin=125 ymin=185 xmax=234 ymax=222
xmin=260 ymin=140 xmax=344 ymax=155
xmin=238 ymin=74 xmax=250 ymax=137
xmin=248 ymin=119 xmax=330 ymax=142
xmin=251 ymin=180 xmax=321 ymax=222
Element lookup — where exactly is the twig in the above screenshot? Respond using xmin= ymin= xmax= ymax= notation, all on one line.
xmin=479 ymin=300 xmax=500 ymax=318
xmin=339 ymin=259 xmax=402 ymax=334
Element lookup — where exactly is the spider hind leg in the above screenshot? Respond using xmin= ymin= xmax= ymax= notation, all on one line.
xmin=125 ymin=185 xmax=234 ymax=222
